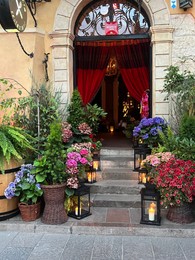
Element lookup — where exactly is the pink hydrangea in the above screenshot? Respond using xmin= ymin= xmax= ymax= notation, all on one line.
xmin=80 ymin=148 xmax=89 ymax=156
xmin=79 ymin=157 xmax=88 ymax=165
xmin=66 ymin=159 xmax=77 ymax=168
xmin=78 ymin=123 xmax=92 ymax=135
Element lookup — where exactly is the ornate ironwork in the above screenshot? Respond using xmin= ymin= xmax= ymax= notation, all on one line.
xmin=75 ymin=0 xmax=150 ymax=37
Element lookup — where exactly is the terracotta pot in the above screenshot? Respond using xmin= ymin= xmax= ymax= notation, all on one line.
xmin=166 ymin=202 xmax=195 ymax=224
xmin=41 ymin=183 xmax=68 ymax=225
xmin=18 ymin=202 xmax=41 ymax=222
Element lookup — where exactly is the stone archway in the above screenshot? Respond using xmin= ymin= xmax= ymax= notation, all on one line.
xmin=50 ymin=0 xmax=173 ymax=121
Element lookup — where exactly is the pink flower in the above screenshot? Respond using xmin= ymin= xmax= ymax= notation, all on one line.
xmin=66 ymin=159 xmax=77 ymax=168
xmin=67 ymin=177 xmax=79 ymax=189
xmin=79 ymin=157 xmax=88 ymax=165
xmin=78 ymin=123 xmax=92 ymax=135
xmin=80 ymin=148 xmax=89 ymax=156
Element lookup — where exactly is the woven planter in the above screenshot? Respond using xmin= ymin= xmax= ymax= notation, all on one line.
xmin=41 ymin=183 xmax=68 ymax=225
xmin=166 ymin=202 xmax=195 ymax=224
xmin=18 ymin=202 xmax=41 ymax=222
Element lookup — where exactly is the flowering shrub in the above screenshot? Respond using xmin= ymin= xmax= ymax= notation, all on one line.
xmin=133 ymin=117 xmax=167 ymax=147
xmin=152 ymin=158 xmax=195 ymax=207
xmin=65 ymin=143 xmax=93 ymax=192
xmin=142 ymin=152 xmax=175 ymax=172
xmin=62 ymin=121 xmax=92 ymax=148
xmin=4 ymin=164 xmax=43 ymax=204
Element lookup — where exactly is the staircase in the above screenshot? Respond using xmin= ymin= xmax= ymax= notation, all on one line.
xmin=90 ymin=147 xmax=143 ymax=209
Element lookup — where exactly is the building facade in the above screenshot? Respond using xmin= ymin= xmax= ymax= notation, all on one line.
xmin=0 ymin=0 xmax=195 ymax=123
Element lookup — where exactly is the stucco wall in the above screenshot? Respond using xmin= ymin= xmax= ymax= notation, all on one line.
xmin=0 ymin=0 xmax=195 ymax=122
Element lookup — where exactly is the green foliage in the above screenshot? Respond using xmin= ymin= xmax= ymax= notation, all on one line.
xmin=154 ymin=127 xmax=195 ymax=161
xmin=67 ymin=90 xmax=85 ymax=129
xmin=163 ymin=65 xmax=195 ymax=117
xmin=33 ymin=120 xmax=67 ymax=185
xmin=179 ymin=114 xmax=195 ymax=140
xmin=0 ymin=125 xmax=35 ymax=172
xmin=66 ymin=89 xmax=107 ymax=134
xmin=84 ymin=104 xmax=107 ymax=133
xmin=0 ymin=79 xmax=63 ymax=158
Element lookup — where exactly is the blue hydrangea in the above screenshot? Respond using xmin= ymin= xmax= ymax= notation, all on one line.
xmin=4 ymin=182 xmax=16 ymax=199
xmin=133 ymin=116 xmax=167 ymax=146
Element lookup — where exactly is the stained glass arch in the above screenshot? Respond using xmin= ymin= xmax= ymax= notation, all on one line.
xmin=74 ymin=0 xmax=150 ymax=37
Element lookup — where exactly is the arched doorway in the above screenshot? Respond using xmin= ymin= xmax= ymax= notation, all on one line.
xmin=51 ymin=0 xmax=173 ymax=123
xmin=74 ymin=1 xmax=151 ymax=135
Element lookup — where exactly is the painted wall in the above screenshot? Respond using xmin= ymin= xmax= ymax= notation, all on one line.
xmin=0 ymin=0 xmax=195 ymax=121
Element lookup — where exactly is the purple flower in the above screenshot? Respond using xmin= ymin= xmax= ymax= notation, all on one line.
xmin=150 ymin=127 xmax=158 ymax=136
xmin=67 ymin=152 xmax=81 ymax=162
xmin=142 ymin=134 xmax=149 ymax=139
xmin=4 ymin=182 xmax=16 ymax=199
xmin=153 ymin=117 xmax=164 ymax=124
xmin=35 ymin=184 xmax=41 ymax=190
xmin=66 ymin=159 xmax=78 ymax=168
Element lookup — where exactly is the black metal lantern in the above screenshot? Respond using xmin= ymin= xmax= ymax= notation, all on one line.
xmin=140 ymin=187 xmax=161 ymax=226
xmin=138 ymin=168 xmax=149 ymax=184
xmin=134 ymin=147 xmax=151 ymax=171
xmin=68 ymin=185 xmax=91 ymax=220
xmin=92 ymin=153 xmax=101 ymax=171
xmin=86 ymin=166 xmax=96 ymax=184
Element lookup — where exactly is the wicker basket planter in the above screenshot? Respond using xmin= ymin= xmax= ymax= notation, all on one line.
xmin=166 ymin=202 xmax=195 ymax=224
xmin=41 ymin=183 xmax=68 ymax=225
xmin=18 ymin=202 xmax=41 ymax=222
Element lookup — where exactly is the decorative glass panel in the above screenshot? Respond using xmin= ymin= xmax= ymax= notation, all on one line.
xmin=75 ymin=0 xmax=150 ymax=36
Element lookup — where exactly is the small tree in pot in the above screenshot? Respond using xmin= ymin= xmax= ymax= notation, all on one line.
xmin=33 ymin=120 xmax=68 ymax=224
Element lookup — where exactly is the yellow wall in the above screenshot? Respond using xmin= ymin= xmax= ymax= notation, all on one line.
xmin=0 ymin=1 xmax=60 ymax=93
xmin=0 ymin=0 xmax=195 ymax=94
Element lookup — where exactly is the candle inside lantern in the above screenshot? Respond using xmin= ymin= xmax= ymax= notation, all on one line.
xmin=148 ymin=203 xmax=156 ymax=221
xmin=110 ymin=126 xmax=114 ymax=132
xmin=75 ymin=206 xmax=81 ymax=216
xmin=92 ymin=171 xmax=96 ymax=181
xmin=87 ymin=172 xmax=92 ymax=182
xmin=93 ymin=161 xmax=99 ymax=170
xmin=141 ymin=173 xmax=146 ymax=183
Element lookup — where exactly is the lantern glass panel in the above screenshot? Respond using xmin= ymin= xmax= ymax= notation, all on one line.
xmin=68 ymin=185 xmax=91 ymax=219
xmin=134 ymin=147 xmax=151 ymax=171
xmin=140 ymin=188 xmax=161 ymax=225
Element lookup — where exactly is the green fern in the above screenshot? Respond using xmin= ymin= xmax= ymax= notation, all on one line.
xmin=0 ymin=125 xmax=35 ymax=172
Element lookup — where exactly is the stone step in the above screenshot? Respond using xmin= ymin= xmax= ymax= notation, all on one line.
xmin=87 ymin=180 xmax=142 ymax=195
xmin=100 ymin=156 xmax=134 ymax=169
xmin=101 ymin=168 xmax=138 ymax=180
xmin=100 ymin=148 xmax=134 ymax=157
xmin=91 ymin=193 xmax=141 ymax=208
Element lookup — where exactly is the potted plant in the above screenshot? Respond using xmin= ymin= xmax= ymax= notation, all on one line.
xmin=0 ymin=124 xmax=35 ymax=220
xmin=33 ymin=120 xmax=68 ymax=224
xmin=4 ymin=164 xmax=43 ymax=221
xmin=149 ymin=158 xmax=195 ymax=223
xmin=133 ymin=117 xmax=168 ymax=148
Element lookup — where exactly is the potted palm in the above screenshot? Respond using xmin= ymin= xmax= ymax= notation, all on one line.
xmin=0 ymin=124 xmax=34 ymax=220
xmin=4 ymin=164 xmax=43 ymax=221
xmin=33 ymin=120 xmax=68 ymax=224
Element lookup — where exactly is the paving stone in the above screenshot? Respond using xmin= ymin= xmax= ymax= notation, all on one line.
xmin=1 ymin=246 xmax=33 ymax=260
xmin=92 ymin=235 xmax=122 ymax=259
xmin=9 ymin=232 xmax=43 ymax=248
xmin=0 ymin=231 xmax=18 ymax=253
xmin=123 ymin=236 xmax=154 ymax=260
xmin=106 ymin=208 xmax=130 ymax=223
xmin=60 ymin=234 xmax=95 ymax=260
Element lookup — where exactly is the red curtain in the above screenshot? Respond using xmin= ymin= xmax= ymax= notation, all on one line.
xmin=114 ymin=39 xmax=150 ymax=101
xmin=76 ymin=44 xmax=110 ymax=105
